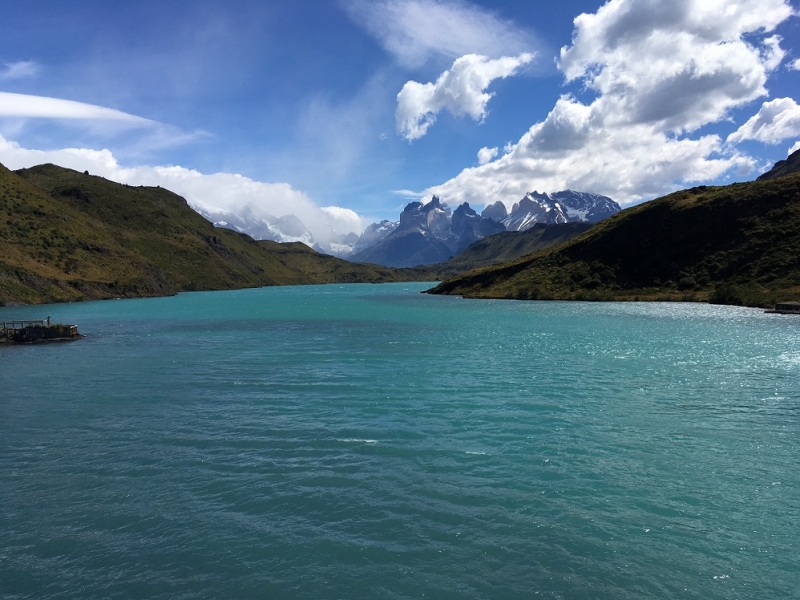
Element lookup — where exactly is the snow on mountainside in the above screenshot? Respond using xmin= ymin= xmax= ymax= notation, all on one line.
xmin=198 ymin=207 xmax=315 ymax=245
xmin=551 ymin=190 xmax=621 ymax=223
xmin=495 ymin=190 xmax=620 ymax=232
xmin=352 ymin=190 xmax=620 ymax=267
xmin=351 ymin=220 xmax=399 ymax=254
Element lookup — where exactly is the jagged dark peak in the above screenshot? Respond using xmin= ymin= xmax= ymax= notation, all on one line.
xmin=424 ymin=195 xmax=450 ymax=214
xmin=453 ymin=202 xmax=477 ymax=217
xmin=481 ymin=201 xmax=507 ymax=222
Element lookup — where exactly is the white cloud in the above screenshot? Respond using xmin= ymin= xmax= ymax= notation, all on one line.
xmin=477 ymin=146 xmax=498 ymax=165
xmin=0 ymin=92 xmax=153 ymax=124
xmin=791 ymin=58 xmax=800 ymax=71
xmin=396 ymin=53 xmax=533 ymax=140
xmin=558 ymin=1 xmax=791 ymax=134
xmin=425 ymin=0 xmax=794 ymax=207
xmin=391 ymin=189 xmax=424 ymax=200
xmin=0 ymin=61 xmax=40 ymax=80
xmin=0 ymin=134 xmax=365 ymax=241
xmin=320 ymin=206 xmax=364 ymax=234
xmin=342 ymin=0 xmax=536 ymax=68
xmin=728 ymin=98 xmax=800 ymax=144
xmin=790 ymin=140 xmax=800 ymax=154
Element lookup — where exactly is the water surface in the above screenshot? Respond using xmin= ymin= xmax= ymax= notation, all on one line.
xmin=1 ymin=283 xmax=798 ymax=599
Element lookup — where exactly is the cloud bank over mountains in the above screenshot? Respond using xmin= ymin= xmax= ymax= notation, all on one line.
xmin=0 ymin=134 xmax=364 ymax=244
xmin=426 ymin=0 xmax=798 ymax=208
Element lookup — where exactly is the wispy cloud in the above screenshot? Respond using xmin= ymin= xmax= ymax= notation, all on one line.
xmin=342 ymin=0 xmax=536 ymax=68
xmin=0 ymin=92 xmax=209 ymax=158
xmin=396 ymin=53 xmax=533 ymax=140
xmin=0 ymin=92 xmax=153 ymax=124
xmin=426 ymin=0 xmax=794 ymax=207
xmin=391 ymin=189 xmax=424 ymax=199
xmin=0 ymin=60 xmax=40 ymax=80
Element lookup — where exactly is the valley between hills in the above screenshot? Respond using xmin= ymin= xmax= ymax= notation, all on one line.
xmin=2 ymin=149 xmax=799 ymax=308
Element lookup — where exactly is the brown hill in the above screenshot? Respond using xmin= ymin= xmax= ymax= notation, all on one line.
xmin=0 ymin=163 xmax=430 ymax=305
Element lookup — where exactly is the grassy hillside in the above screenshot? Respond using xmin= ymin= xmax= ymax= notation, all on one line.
xmin=428 ymin=173 xmax=800 ymax=307
xmin=437 ymin=222 xmax=592 ymax=275
xmin=0 ymin=163 xmax=430 ymax=305
xmin=757 ymin=148 xmax=800 ymax=181
xmin=256 ymin=240 xmax=434 ymax=284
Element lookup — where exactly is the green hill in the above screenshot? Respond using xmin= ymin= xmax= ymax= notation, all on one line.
xmin=436 ymin=222 xmax=593 ymax=276
xmin=427 ymin=172 xmax=800 ymax=307
xmin=0 ymin=163 xmax=430 ymax=305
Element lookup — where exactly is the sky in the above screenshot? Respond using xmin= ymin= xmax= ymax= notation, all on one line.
xmin=1 ymin=0 xmax=799 ymax=242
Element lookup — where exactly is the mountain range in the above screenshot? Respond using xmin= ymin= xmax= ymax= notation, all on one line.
xmin=350 ymin=190 xmax=620 ymax=267
xmin=204 ymin=189 xmax=619 ymax=266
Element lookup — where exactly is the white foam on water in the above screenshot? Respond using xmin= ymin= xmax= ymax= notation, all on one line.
xmin=337 ymin=438 xmax=377 ymax=444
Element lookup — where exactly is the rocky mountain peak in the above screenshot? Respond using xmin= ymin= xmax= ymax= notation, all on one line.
xmin=481 ymin=201 xmax=507 ymax=222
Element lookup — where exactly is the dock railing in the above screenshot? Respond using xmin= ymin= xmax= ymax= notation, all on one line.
xmin=1 ymin=320 xmax=49 ymax=331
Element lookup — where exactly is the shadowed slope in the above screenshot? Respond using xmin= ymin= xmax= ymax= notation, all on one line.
xmin=428 ymin=174 xmax=800 ymax=307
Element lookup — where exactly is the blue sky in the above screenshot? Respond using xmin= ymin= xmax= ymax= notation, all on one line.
xmin=1 ymin=0 xmax=799 ymax=240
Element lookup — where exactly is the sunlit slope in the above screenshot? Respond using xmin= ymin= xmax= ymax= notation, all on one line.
xmin=428 ymin=173 xmax=800 ymax=307
xmin=0 ymin=163 xmax=426 ymax=305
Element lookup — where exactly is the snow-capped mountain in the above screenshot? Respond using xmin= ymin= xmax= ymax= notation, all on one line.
xmin=487 ymin=190 xmax=620 ymax=232
xmin=551 ymin=190 xmax=621 ymax=223
xmin=351 ymin=196 xmax=504 ymax=267
xmin=351 ymin=220 xmax=398 ymax=254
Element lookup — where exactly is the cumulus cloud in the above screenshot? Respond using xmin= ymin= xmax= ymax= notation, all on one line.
xmin=790 ymin=58 xmax=800 ymax=71
xmin=0 ymin=91 xmax=153 ymax=124
xmin=425 ymin=0 xmax=794 ymax=207
xmin=396 ymin=53 xmax=533 ymax=140
xmin=0 ymin=61 xmax=40 ymax=80
xmin=342 ymin=0 xmax=534 ymax=68
xmin=477 ymin=146 xmax=498 ymax=165
xmin=789 ymin=140 xmax=800 ymax=154
xmin=728 ymin=98 xmax=800 ymax=144
xmin=0 ymin=134 xmax=364 ymax=242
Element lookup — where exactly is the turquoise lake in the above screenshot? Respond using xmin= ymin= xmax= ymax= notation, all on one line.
xmin=1 ymin=282 xmax=798 ymax=599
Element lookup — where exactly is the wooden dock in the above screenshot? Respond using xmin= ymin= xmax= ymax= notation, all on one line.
xmin=1 ymin=320 xmax=82 ymax=343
